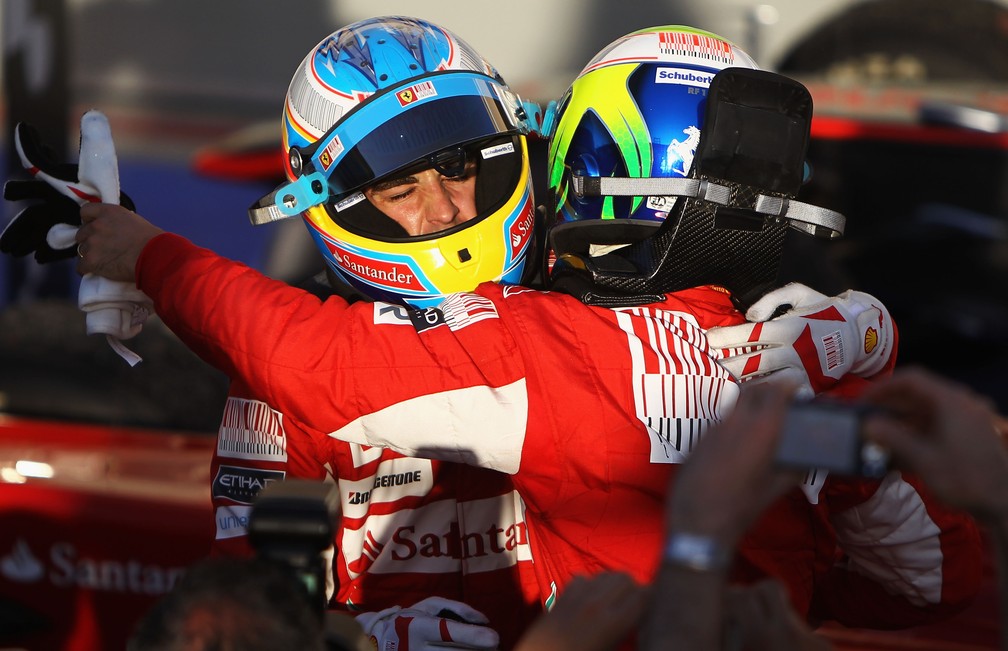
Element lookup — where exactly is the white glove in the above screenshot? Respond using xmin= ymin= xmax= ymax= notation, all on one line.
xmin=355 ymin=596 xmax=500 ymax=651
xmin=16 ymin=110 xmax=152 ymax=366
xmin=706 ymin=282 xmax=896 ymax=398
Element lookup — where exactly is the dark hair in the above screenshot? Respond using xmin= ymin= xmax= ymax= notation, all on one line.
xmin=127 ymin=557 xmax=325 ymax=651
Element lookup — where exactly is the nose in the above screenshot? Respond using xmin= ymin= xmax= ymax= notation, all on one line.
xmin=423 ymin=181 xmax=461 ymax=227
xmin=411 ymin=168 xmax=472 ymax=234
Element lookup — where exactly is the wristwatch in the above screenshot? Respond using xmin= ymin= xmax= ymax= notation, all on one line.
xmin=664 ymin=532 xmax=731 ymax=572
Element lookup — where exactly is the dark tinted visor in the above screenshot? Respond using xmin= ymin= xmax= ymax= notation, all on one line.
xmin=299 ymin=72 xmax=520 ymax=197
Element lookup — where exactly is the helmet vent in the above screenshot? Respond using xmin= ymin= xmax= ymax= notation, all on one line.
xmin=458 ymin=249 xmax=472 ymax=262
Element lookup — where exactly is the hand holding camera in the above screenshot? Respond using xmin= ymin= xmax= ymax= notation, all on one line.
xmin=774 ymin=400 xmax=891 ymax=478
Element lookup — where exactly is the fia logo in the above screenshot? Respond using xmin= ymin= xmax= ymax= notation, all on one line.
xmin=646 ymin=195 xmax=674 ymax=215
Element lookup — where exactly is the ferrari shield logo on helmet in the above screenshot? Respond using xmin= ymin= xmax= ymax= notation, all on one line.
xmin=396 ymin=82 xmax=437 ymax=107
xmin=319 ymin=136 xmax=344 ymax=171
xmin=397 ymin=89 xmax=416 ymax=105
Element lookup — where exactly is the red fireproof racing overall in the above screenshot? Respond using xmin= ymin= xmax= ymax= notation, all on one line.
xmin=144 ymin=233 xmax=982 ymax=629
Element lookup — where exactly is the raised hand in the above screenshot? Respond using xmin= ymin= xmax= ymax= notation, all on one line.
xmin=1 ymin=114 xmax=134 ymax=262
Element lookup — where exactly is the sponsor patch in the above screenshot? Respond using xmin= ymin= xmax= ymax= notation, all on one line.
xmin=343 ymin=458 xmax=433 ymax=518
xmin=397 ymin=81 xmax=437 ymax=106
xmin=373 ymin=302 xmax=413 ymax=326
xmin=346 ymin=488 xmax=372 ymax=506
xmin=657 ymin=32 xmax=734 ymax=65
xmin=212 ymin=466 xmax=286 ymax=504
xmin=508 ymin=202 xmax=535 ymax=252
xmin=864 ymin=326 xmax=879 ymax=355
xmin=646 ymin=195 xmax=675 ymax=212
xmin=341 ymin=493 xmax=525 ymax=579
xmin=318 ymin=135 xmax=344 ymax=171
xmin=371 ymin=302 xmax=446 ymax=333
xmin=335 ymin=192 xmax=365 ymax=212
xmin=330 ymin=244 xmax=424 ymax=292
xmin=481 ymin=142 xmax=515 ymax=159
xmin=655 ymin=67 xmax=716 ymax=88
xmin=215 ymin=505 xmax=253 ymax=540
xmin=823 ymin=330 xmax=846 ymax=371
xmin=217 ymin=397 xmax=288 ymax=462
xmin=441 ymin=293 xmax=498 ymax=331
xmin=373 ymin=469 xmax=423 ymax=489
xmin=408 ymin=306 xmax=447 ymax=333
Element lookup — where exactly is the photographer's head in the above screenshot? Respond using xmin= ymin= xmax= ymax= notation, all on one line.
xmin=251 ymin=16 xmax=541 ymax=308
xmin=128 ymin=557 xmax=325 ymax=651
xmin=545 ymin=26 xmax=843 ymax=309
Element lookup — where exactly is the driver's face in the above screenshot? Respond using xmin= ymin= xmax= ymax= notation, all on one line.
xmin=364 ymin=162 xmax=478 ymax=236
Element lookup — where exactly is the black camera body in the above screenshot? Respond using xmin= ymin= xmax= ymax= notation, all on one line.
xmin=248 ymin=479 xmax=340 ymax=615
xmin=247 ymin=480 xmax=372 ymax=651
xmin=774 ymin=400 xmax=891 ymax=478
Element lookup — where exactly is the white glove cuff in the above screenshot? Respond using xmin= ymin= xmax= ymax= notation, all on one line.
xmin=842 ymin=291 xmax=894 ymax=378
xmin=354 ymin=605 xmax=402 ymax=635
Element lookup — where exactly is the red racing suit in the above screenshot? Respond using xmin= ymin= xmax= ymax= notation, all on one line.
xmin=143 ymin=233 xmax=982 ymax=629
xmin=210 ymin=378 xmax=542 ymax=650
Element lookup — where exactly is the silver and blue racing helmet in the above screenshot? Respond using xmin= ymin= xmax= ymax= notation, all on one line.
xmin=250 ymin=16 xmax=541 ymax=308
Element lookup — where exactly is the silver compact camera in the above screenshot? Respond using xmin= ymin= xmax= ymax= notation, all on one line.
xmin=774 ymin=401 xmax=891 ymax=478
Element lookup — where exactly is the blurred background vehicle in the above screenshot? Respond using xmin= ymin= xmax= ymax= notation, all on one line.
xmin=0 ymin=410 xmax=215 ymax=650
xmin=1 ymin=1 xmax=1007 ymax=649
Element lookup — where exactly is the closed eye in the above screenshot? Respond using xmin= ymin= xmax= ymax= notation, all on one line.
xmin=445 ymin=162 xmax=477 ymax=183
xmin=371 ymin=178 xmax=417 ymax=203
xmin=386 ymin=187 xmax=414 ymax=202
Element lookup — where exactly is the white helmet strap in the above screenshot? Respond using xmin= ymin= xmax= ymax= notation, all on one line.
xmin=569 ymin=174 xmax=845 ymax=239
